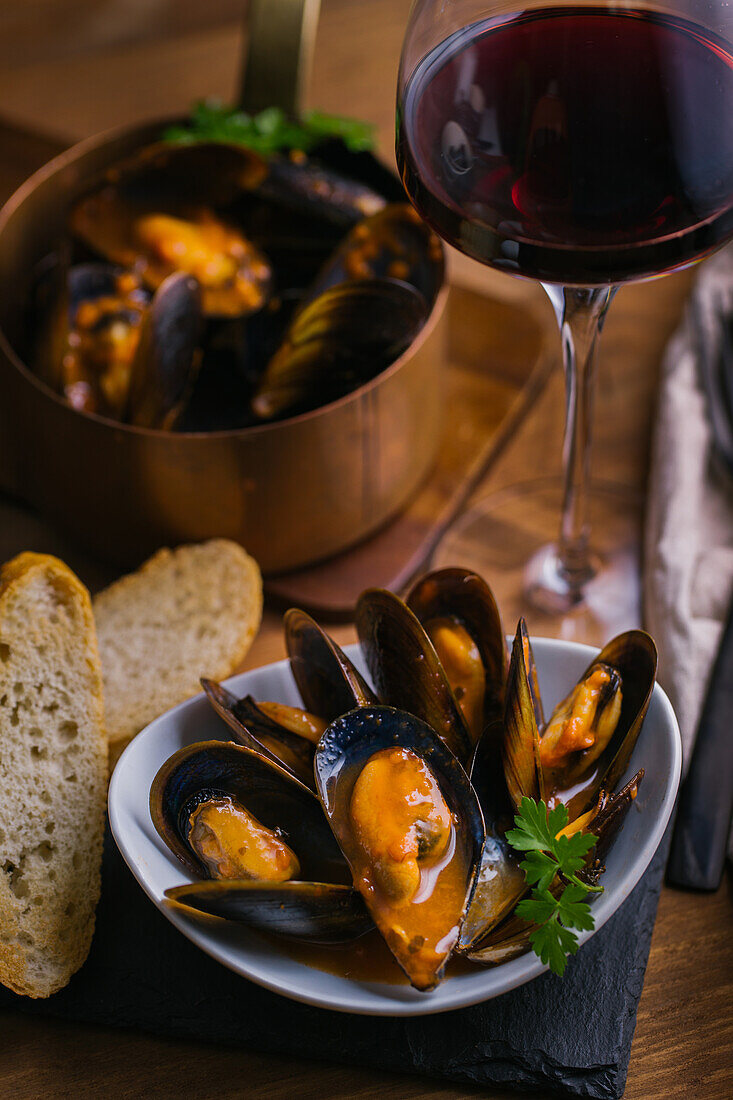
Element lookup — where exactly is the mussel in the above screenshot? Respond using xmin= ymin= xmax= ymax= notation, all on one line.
xmin=150 ymin=739 xmax=372 ymax=943
xmin=407 ymin=568 xmax=509 ymax=741
xmin=70 ymin=142 xmax=272 ymax=319
xmin=305 ymin=204 xmax=445 ymax=308
xmin=355 ymin=570 xmax=507 ymax=768
xmin=464 ymin=770 xmax=645 ymax=964
xmin=253 ymin=149 xmax=386 ymax=229
xmin=34 ymin=262 xmax=201 ymax=426
xmin=34 ymin=262 xmax=148 ymax=416
xmin=460 ymin=620 xmax=656 ymax=954
xmin=201 ymin=610 xmax=375 ymax=790
xmin=200 ymin=682 xmax=322 ymax=791
xmin=315 ymin=706 xmax=485 ymax=991
xmin=284 ymin=607 xmax=375 ymax=719
xmin=502 ymin=621 xmax=657 ymax=820
xmin=251 ymin=277 xmax=428 ymax=420
xmin=125 ymin=271 xmax=203 ymax=429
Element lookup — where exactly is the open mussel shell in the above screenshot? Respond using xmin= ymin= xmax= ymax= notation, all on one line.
xmin=578 ymin=769 xmax=645 ymax=886
xmin=82 ymin=141 xmax=268 ymax=207
xmin=305 ymin=204 xmax=444 ymax=308
xmin=354 ymin=587 xmax=474 ymax=766
xmin=150 ymin=739 xmax=348 ymax=883
xmin=126 ymin=271 xmax=202 ymax=429
xmin=407 ymin=568 xmax=509 ymax=740
xmin=251 ymin=277 xmax=427 ymax=421
xmin=150 ymin=739 xmax=373 ymax=943
xmin=466 ymin=768 xmax=646 ymax=964
xmin=564 ymin=632 xmax=656 ymax=819
xmin=70 ymin=142 xmax=272 ymax=319
xmin=502 ymin=619 xmax=544 ymax=811
xmin=315 ymin=706 xmax=485 ymax=991
xmin=284 ymin=608 xmax=375 ymax=722
xmin=200 ymin=680 xmax=317 ymax=791
xmin=165 ymin=881 xmax=372 ymax=945
xmin=463 ymin=905 xmax=538 ymax=967
xmin=34 ymin=262 xmax=151 ymax=417
xmin=253 ymin=150 xmax=386 ymax=229
xmin=504 ymin=625 xmax=657 ymax=821
xmin=456 ymin=720 xmax=527 ymax=952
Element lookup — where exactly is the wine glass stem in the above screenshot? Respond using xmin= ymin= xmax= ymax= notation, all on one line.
xmin=543 ymin=284 xmax=616 ymax=593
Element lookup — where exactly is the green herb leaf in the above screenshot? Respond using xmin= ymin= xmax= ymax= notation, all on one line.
xmin=518 ymin=849 xmax=557 ymax=893
xmin=506 ymin=796 xmax=602 ymax=977
xmin=556 ymin=882 xmax=596 ymax=932
xmin=162 ymin=99 xmax=376 ymax=155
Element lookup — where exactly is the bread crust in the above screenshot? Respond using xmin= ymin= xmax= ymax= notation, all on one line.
xmin=0 ymin=552 xmax=107 ymax=998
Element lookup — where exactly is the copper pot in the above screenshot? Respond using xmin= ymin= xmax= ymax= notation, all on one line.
xmin=0 ymin=2 xmax=447 ymax=574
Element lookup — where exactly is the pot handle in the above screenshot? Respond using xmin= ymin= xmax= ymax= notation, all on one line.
xmin=239 ymin=0 xmax=322 ymax=115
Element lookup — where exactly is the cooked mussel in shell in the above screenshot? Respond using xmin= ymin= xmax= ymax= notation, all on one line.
xmin=306 ymin=204 xmax=444 ymax=308
xmin=407 ymin=568 xmax=509 ymax=741
xmin=284 ymin=607 xmax=375 ymax=720
xmin=464 ymin=769 xmax=645 ymax=964
xmin=315 ymin=706 xmax=485 ymax=991
xmin=355 ymin=571 xmax=507 ymax=768
xmin=201 ymin=611 xmax=373 ymax=790
xmin=253 ymin=149 xmax=386 ymax=229
xmin=70 ymin=142 xmax=272 ymax=318
xmin=251 ymin=277 xmax=428 ymax=420
xmin=35 ymin=262 xmax=201 ymax=426
xmin=200 ymin=680 xmax=321 ymax=791
xmin=125 ymin=271 xmax=202 ymax=429
xmin=38 ymin=263 xmax=148 ymax=416
xmin=502 ymin=621 xmax=657 ymax=819
xmin=151 ymin=739 xmax=371 ymax=943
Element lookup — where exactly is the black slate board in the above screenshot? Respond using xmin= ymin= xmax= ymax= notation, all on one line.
xmin=0 ymin=828 xmax=670 ymax=1099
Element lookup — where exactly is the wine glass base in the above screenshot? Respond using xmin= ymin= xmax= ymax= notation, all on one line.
xmin=524 ymin=543 xmax=604 ymax=615
xmin=432 ymin=478 xmax=643 ymax=645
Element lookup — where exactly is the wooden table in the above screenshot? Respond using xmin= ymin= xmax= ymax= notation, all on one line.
xmin=0 ymin=4 xmax=732 ymax=1095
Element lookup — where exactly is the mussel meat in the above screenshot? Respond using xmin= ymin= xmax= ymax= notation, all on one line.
xmin=70 ymin=142 xmax=272 ymax=318
xmin=502 ymin=621 xmax=657 ymax=820
xmin=315 ymin=706 xmax=485 ymax=991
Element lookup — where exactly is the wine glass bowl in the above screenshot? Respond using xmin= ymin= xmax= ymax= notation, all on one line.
xmin=396 ymin=0 xmax=733 ymax=632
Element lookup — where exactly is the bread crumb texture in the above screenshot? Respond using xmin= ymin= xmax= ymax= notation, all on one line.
xmin=0 ymin=552 xmax=107 ymax=998
xmin=94 ymin=539 xmax=262 ymax=752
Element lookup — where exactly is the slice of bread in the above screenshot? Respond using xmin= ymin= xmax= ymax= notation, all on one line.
xmin=0 ymin=552 xmax=107 ymax=998
xmin=94 ymin=539 xmax=262 ymax=765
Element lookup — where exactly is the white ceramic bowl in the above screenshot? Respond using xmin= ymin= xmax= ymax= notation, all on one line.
xmin=108 ymin=638 xmax=681 ymax=1017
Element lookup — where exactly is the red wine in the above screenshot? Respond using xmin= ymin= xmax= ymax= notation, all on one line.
xmin=397 ymin=7 xmax=733 ymax=284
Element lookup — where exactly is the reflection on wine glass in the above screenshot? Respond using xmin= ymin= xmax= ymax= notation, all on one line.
xmin=396 ymin=2 xmax=733 ymax=637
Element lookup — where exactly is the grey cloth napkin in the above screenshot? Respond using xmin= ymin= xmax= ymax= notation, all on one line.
xmin=644 ymin=245 xmax=733 ymax=850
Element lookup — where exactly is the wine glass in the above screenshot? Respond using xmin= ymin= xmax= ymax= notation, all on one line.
xmin=396 ymin=0 xmax=733 ymax=638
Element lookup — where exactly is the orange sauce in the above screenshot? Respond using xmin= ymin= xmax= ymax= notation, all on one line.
xmin=276 ymin=928 xmax=479 ymax=985
xmin=334 ymin=747 xmax=474 ymax=991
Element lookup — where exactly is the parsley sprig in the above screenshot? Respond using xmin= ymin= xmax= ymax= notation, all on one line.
xmin=506 ymin=797 xmax=602 ymax=976
xmin=163 ymin=100 xmax=376 ymax=155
